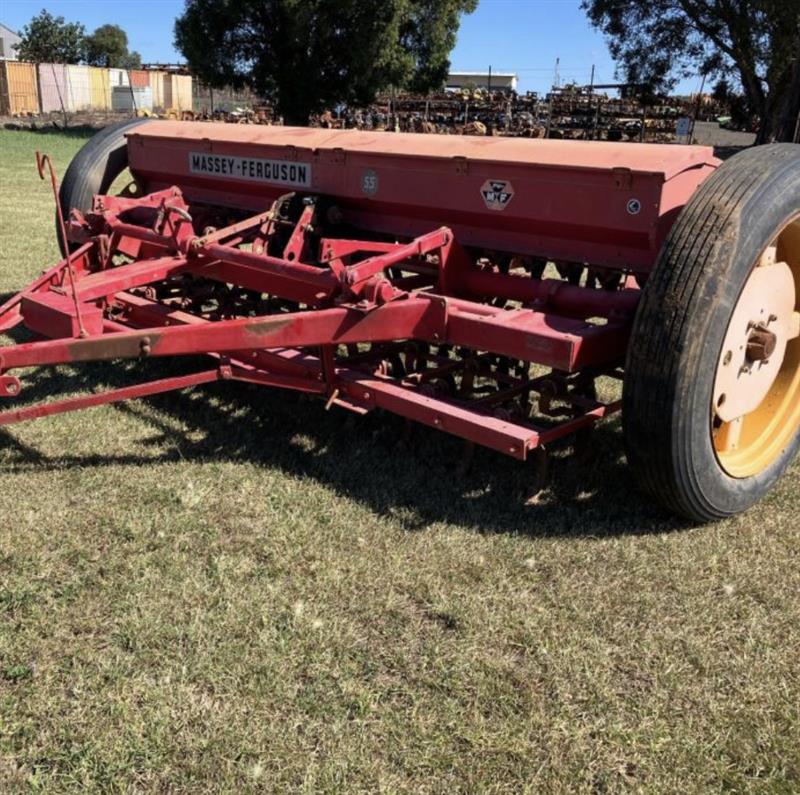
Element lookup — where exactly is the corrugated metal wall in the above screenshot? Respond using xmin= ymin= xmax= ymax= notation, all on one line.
xmin=38 ymin=63 xmax=68 ymax=113
xmin=112 ymin=85 xmax=153 ymax=112
xmin=3 ymin=65 xmax=191 ymax=117
xmin=149 ymin=71 xmax=166 ymax=111
xmin=109 ymin=68 xmax=130 ymax=88
xmin=64 ymin=65 xmax=92 ymax=111
xmin=129 ymin=69 xmax=149 ymax=89
xmin=88 ymin=67 xmax=112 ymax=111
xmin=0 ymin=61 xmax=39 ymax=115
xmin=172 ymin=75 xmax=193 ymax=111
xmin=163 ymin=73 xmax=174 ymax=111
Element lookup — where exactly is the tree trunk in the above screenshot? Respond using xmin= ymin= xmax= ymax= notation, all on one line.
xmin=757 ymin=104 xmax=773 ymax=145
xmin=756 ymin=57 xmax=800 ymax=144
xmin=736 ymin=63 xmax=768 ymax=144
xmin=278 ymin=98 xmax=313 ymax=127
xmin=773 ymin=56 xmax=800 ymax=143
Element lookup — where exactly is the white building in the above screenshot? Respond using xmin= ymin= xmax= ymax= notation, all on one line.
xmin=0 ymin=23 xmax=21 ymax=60
xmin=446 ymin=71 xmax=518 ymax=93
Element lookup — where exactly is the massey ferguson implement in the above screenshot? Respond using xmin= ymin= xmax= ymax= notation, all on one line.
xmin=1 ymin=121 xmax=798 ymax=522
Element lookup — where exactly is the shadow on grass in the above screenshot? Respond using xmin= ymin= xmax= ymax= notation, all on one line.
xmin=2 ymin=124 xmax=96 ymax=139
xmin=0 ymin=355 xmax=688 ymax=538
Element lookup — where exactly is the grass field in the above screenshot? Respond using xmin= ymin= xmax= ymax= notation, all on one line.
xmin=0 ymin=128 xmax=798 ymax=793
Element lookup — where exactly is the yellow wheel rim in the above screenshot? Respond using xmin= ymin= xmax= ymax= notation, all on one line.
xmin=713 ymin=214 xmax=800 ymax=478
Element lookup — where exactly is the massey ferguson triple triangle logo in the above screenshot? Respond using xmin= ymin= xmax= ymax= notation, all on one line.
xmin=481 ymin=179 xmax=515 ymax=211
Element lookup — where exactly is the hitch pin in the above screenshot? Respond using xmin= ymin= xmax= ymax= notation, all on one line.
xmin=35 ymin=151 xmax=88 ymax=338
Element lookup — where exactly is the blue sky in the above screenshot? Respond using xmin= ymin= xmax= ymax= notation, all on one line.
xmin=2 ymin=0 xmax=702 ymax=95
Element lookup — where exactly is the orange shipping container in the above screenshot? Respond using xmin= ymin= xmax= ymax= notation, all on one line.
xmin=0 ymin=61 xmax=40 ymax=115
xmin=129 ymin=69 xmax=149 ymax=88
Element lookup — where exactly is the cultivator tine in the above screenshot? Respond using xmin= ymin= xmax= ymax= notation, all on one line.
xmin=455 ymin=440 xmax=475 ymax=478
xmin=523 ymin=447 xmax=550 ymax=505
xmin=397 ymin=418 xmax=416 ymax=450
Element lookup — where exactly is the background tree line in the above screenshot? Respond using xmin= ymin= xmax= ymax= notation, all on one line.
xmin=174 ymin=0 xmax=478 ymax=126
xmin=583 ymin=0 xmax=799 ymax=143
xmin=14 ymin=9 xmax=142 ymax=69
xmin=12 ymin=2 xmax=798 ymax=141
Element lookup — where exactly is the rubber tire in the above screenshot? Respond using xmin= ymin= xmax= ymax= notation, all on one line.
xmin=623 ymin=143 xmax=800 ymax=523
xmin=58 ymin=117 xmax=152 ymax=251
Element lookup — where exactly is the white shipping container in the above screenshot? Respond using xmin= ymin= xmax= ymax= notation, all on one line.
xmin=64 ymin=64 xmax=91 ymax=111
xmin=109 ymin=68 xmax=131 ymax=87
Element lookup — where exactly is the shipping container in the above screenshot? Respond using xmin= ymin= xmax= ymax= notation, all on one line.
xmin=129 ymin=69 xmax=149 ymax=89
xmin=112 ymin=85 xmax=152 ymax=113
xmin=149 ymin=71 xmax=166 ymax=111
xmin=88 ymin=67 xmax=112 ymax=110
xmin=38 ymin=63 xmax=68 ymax=113
xmin=109 ymin=68 xmax=130 ymax=88
xmin=163 ymin=73 xmax=173 ymax=111
xmin=172 ymin=75 xmax=193 ymax=112
xmin=64 ymin=64 xmax=91 ymax=111
xmin=0 ymin=61 xmax=39 ymax=115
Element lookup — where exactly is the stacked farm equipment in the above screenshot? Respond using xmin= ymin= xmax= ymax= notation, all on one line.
xmin=330 ymin=86 xmax=691 ymax=142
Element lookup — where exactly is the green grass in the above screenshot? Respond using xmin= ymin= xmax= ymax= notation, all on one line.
xmin=1 ymin=128 xmax=799 ymax=793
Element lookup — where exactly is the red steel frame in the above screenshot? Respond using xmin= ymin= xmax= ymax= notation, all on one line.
xmin=1 ymin=122 xmax=719 ymax=462
xmin=0 ymin=180 xmax=636 ymax=460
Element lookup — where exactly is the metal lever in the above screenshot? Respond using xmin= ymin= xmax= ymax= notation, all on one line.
xmin=35 ymin=151 xmax=88 ymax=338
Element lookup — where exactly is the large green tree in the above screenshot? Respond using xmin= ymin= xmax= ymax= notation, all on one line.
xmin=583 ymin=0 xmax=800 ymax=143
xmin=174 ymin=0 xmax=477 ymax=125
xmin=85 ymin=24 xmax=142 ymax=69
xmin=15 ymin=9 xmax=86 ymax=64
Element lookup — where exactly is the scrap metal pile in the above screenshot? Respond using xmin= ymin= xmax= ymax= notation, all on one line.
xmin=328 ymin=86 xmax=692 ymax=142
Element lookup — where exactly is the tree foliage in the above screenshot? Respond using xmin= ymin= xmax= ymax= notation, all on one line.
xmin=174 ymin=0 xmax=477 ymax=124
xmin=582 ymin=0 xmax=800 ymax=142
xmin=85 ymin=24 xmax=142 ymax=69
xmin=15 ymin=9 xmax=86 ymax=64
xmin=15 ymin=11 xmax=142 ymax=70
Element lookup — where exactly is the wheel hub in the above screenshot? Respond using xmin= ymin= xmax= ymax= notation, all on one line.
xmin=746 ymin=325 xmax=778 ymax=362
xmin=713 ymin=254 xmax=796 ymax=423
xmin=712 ymin=218 xmax=800 ymax=477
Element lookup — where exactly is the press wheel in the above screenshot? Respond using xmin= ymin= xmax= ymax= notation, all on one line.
xmin=624 ymin=144 xmax=800 ymax=522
